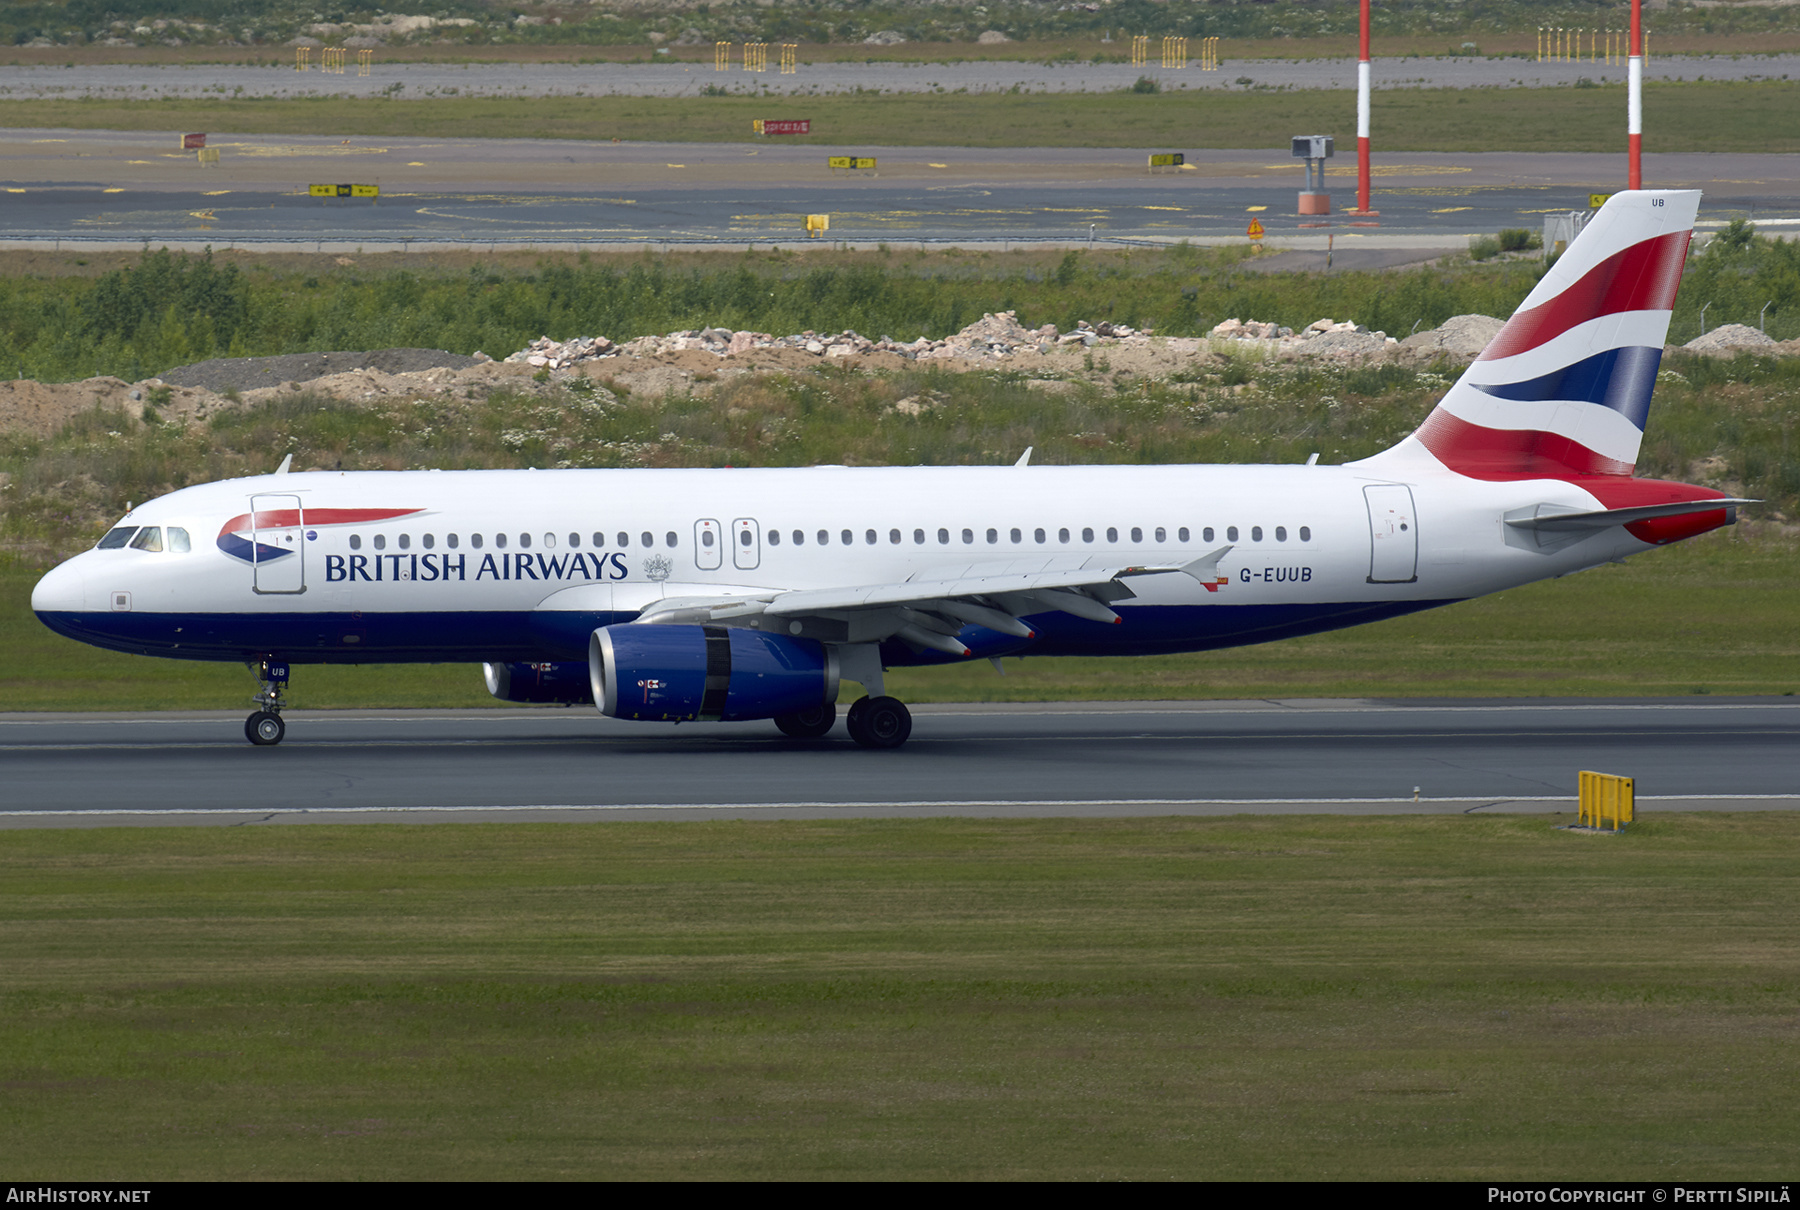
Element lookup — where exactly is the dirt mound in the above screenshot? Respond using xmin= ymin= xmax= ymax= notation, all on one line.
xmin=1400 ymin=314 xmax=1504 ymax=358
xmin=159 ymin=348 xmax=484 ymax=394
xmin=1683 ymin=324 xmax=1777 ymax=354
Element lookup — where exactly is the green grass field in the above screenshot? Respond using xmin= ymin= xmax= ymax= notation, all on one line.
xmin=6 ymin=79 xmax=1797 ymax=153
xmin=4 ymin=815 xmax=1797 ymax=1179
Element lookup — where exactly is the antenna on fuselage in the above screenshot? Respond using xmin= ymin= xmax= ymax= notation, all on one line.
xmin=275 ymin=454 xmax=293 ymax=475
xmin=1014 ymin=447 xmax=1032 ymax=468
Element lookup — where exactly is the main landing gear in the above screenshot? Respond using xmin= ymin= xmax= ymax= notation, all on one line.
xmin=845 ymin=695 xmax=912 ymax=750
xmin=245 ymin=658 xmax=289 ymax=747
xmin=774 ymin=702 xmax=837 ymax=739
xmin=773 ymin=696 xmax=913 ymax=748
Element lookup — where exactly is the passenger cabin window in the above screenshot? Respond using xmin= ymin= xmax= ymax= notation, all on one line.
xmin=666 ymin=532 xmax=678 ymax=548
xmin=448 ymin=534 xmax=460 ymax=549
xmin=128 ymin=526 xmax=162 ymax=552
xmin=167 ymin=527 xmax=191 ymax=553
xmin=398 ymin=534 xmax=411 ymax=550
xmin=1011 ymin=528 xmax=1022 ymax=544
xmin=593 ymin=532 xmax=606 ymax=548
xmin=889 ymin=529 xmax=901 ymax=545
xmin=1300 ymin=527 xmax=1312 ymax=541
xmin=963 ymin=529 xmax=974 ymax=545
xmin=349 ymin=534 xmax=362 ymax=551
xmin=1177 ymin=527 xmax=1189 ymax=542
xmin=1226 ymin=527 xmax=1238 ymax=542
xmin=423 ymin=533 xmax=435 ymax=549
xmin=1034 ymin=528 xmax=1046 ymax=544
xmin=792 ymin=530 xmax=804 ymax=546
xmin=495 ymin=533 xmax=507 ymax=549
xmin=97 ymin=527 xmax=136 ymax=549
xmin=769 ymin=530 xmax=781 ymax=546
xmin=842 ymin=529 xmax=853 ymax=546
xmin=641 ymin=531 xmax=654 ymax=549
xmin=1203 ymin=527 xmax=1214 ymax=543
xmin=987 ymin=528 xmax=998 ymax=544
xmin=1058 ymin=528 xmax=1070 ymax=544
xmin=569 ymin=533 xmax=581 ymax=548
xmin=937 ymin=528 xmax=949 ymax=545
xmin=819 ymin=530 xmax=831 ymax=546
xmin=867 ymin=529 xmax=879 ymax=545
xmin=618 ymin=532 xmax=630 ymax=547
xmin=1275 ymin=526 xmax=1288 ymax=541
xmin=373 ymin=534 xmax=386 ymax=551
xmin=519 ymin=533 xmax=532 ymax=549
xmin=472 ymin=534 xmax=484 ymax=549
xmin=1251 ymin=526 xmax=1263 ymax=542
xmin=913 ymin=529 xmax=925 ymax=545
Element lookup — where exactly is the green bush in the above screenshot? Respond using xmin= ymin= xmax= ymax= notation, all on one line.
xmin=1130 ymin=75 xmax=1160 ymax=94
xmin=1497 ymin=228 xmax=1540 ymax=253
xmin=1469 ymin=236 xmax=1501 ymax=263
xmin=0 ymin=245 xmax=1563 ymax=384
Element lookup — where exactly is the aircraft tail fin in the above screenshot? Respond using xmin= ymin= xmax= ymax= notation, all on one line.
xmin=1363 ymin=189 xmax=1699 ymax=480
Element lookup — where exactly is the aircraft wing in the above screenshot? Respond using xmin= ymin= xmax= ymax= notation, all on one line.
xmin=636 ymin=547 xmax=1234 ymax=656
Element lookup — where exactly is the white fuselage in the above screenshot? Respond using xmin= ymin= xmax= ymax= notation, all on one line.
xmin=32 ymin=462 xmax=1650 ymax=667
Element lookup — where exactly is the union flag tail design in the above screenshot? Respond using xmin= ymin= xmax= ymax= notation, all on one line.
xmin=1374 ymin=190 xmax=1699 ymax=481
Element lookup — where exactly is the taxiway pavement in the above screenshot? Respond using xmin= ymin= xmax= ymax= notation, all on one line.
xmin=3 ymin=132 xmax=1796 ymax=247
xmin=2 ymin=698 xmax=1794 ymax=827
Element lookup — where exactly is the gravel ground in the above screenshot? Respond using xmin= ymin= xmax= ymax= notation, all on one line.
xmin=158 ymin=348 xmax=481 ymax=393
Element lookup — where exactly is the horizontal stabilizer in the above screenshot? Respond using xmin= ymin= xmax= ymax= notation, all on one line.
xmin=1504 ymin=497 xmax=1752 ymax=533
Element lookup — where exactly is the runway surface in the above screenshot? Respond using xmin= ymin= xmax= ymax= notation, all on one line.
xmin=4 ymin=132 xmax=1796 ymax=247
xmin=3 ymin=698 xmax=1796 ymax=827
xmin=0 ymin=55 xmax=1791 ymax=99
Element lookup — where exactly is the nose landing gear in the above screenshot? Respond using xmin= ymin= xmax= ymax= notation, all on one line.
xmin=246 ymin=658 xmax=290 ymax=746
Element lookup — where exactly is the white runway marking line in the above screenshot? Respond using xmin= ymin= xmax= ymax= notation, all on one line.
xmin=7 ymin=727 xmax=1799 ymax=753
xmin=7 ymin=795 xmax=1800 ymax=818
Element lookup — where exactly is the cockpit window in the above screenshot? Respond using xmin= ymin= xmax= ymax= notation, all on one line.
xmin=128 ymin=527 xmax=163 ymax=552
xmin=167 ymin=527 xmax=191 ymax=553
xmin=97 ymin=527 xmax=136 ymax=550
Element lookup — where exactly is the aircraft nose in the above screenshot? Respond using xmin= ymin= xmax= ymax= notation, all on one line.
xmin=31 ymin=558 xmax=88 ymax=615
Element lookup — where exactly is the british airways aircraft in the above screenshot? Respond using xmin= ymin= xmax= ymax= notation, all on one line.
xmin=32 ymin=191 xmax=1745 ymax=748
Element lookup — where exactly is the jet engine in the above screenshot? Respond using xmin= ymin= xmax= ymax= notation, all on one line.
xmin=483 ymin=661 xmax=595 ymax=705
xmin=589 ymin=624 xmax=838 ymax=722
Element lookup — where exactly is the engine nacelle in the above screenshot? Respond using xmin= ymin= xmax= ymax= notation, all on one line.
xmin=589 ymin=624 xmax=838 ymax=722
xmin=483 ymin=661 xmax=595 ymax=705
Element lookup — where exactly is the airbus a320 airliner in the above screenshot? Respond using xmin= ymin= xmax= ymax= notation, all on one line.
xmin=33 ymin=191 xmax=1744 ymax=748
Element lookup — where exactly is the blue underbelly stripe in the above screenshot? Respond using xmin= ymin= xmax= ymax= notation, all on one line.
xmin=36 ymin=599 xmax=1462 ymax=665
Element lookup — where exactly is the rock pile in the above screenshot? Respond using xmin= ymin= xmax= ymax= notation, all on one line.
xmin=503 ymin=311 xmax=1155 ymax=367
xmin=1684 ymin=323 xmax=1778 ymax=354
xmin=1208 ymin=316 xmax=1399 ymax=359
xmin=1401 ymin=314 xmax=1505 ymax=358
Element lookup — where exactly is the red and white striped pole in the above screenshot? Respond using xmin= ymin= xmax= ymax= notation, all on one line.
xmin=1357 ymin=0 xmax=1372 ymax=213
xmin=1628 ymin=0 xmax=1643 ymax=189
